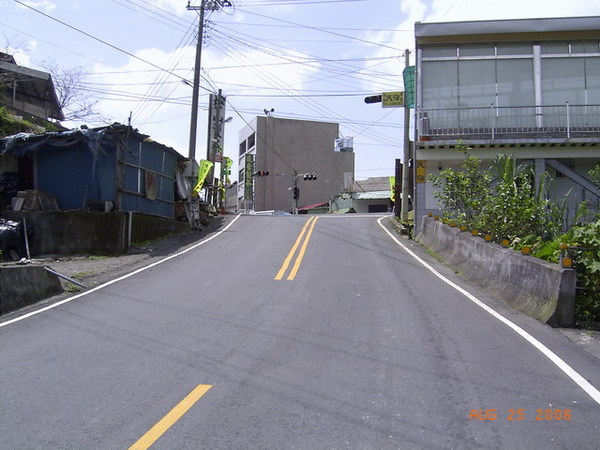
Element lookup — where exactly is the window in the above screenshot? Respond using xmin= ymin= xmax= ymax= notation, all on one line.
xmin=422 ymin=45 xmax=456 ymax=58
xmin=459 ymin=44 xmax=494 ymax=57
xmin=247 ymin=132 xmax=256 ymax=150
xmin=420 ymin=39 xmax=600 ymax=130
xmin=497 ymin=44 xmax=532 ymax=56
xmin=496 ymin=59 xmax=534 ymax=107
xmin=422 ymin=61 xmax=458 ymax=109
xmin=571 ymin=42 xmax=600 ymax=54
xmin=542 ymin=58 xmax=586 ymax=105
xmin=542 ymin=43 xmax=569 ymax=55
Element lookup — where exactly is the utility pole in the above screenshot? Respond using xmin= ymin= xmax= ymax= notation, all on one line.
xmin=187 ymin=1 xmax=206 ymax=166
xmin=401 ymin=49 xmax=411 ymax=223
xmin=187 ymin=1 xmax=232 ymax=166
xmin=206 ymin=89 xmax=226 ymax=206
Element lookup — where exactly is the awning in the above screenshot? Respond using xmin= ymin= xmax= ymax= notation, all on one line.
xmin=297 ymin=201 xmax=328 ymax=211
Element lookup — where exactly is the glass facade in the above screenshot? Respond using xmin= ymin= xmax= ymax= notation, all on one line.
xmin=420 ymin=41 xmax=600 ymax=131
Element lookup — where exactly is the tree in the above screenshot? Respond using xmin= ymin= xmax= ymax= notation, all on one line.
xmin=40 ymin=58 xmax=101 ymax=122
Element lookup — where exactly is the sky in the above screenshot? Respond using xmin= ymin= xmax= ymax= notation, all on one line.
xmin=2 ymin=0 xmax=599 ymax=181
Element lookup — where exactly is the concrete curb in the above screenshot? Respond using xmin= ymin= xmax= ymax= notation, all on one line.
xmin=415 ymin=216 xmax=575 ymax=327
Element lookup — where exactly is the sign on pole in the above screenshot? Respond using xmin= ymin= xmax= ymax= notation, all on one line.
xmin=207 ymin=91 xmax=226 ymax=163
xmin=403 ymin=66 xmax=415 ymax=108
xmin=382 ymin=91 xmax=404 ymax=108
xmin=244 ymin=154 xmax=254 ymax=201
xmin=416 ymin=160 xmax=427 ymax=183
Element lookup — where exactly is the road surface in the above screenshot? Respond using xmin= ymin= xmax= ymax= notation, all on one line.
xmin=1 ymin=214 xmax=599 ymax=449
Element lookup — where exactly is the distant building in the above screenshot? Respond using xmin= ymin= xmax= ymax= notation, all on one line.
xmin=0 ymin=52 xmax=64 ymax=124
xmin=414 ymin=16 xmax=600 ymax=232
xmin=238 ymin=116 xmax=354 ymax=212
xmin=330 ymin=176 xmax=394 ymax=214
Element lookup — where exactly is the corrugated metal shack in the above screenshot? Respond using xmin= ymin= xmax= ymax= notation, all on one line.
xmin=0 ymin=124 xmax=186 ymax=218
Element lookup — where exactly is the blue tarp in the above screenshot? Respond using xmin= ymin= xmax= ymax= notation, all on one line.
xmin=0 ymin=128 xmax=114 ymax=157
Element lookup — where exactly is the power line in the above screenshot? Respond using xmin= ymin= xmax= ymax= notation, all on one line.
xmin=235 ymin=7 xmax=403 ymax=51
xmin=12 ymin=0 xmax=201 ymax=88
xmin=238 ymin=0 xmax=367 ymax=5
xmin=212 ymin=20 xmax=413 ymax=33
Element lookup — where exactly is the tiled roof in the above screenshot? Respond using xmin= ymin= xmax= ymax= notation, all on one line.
xmin=352 ymin=176 xmax=391 ymax=192
xmin=353 ymin=190 xmax=390 ymax=200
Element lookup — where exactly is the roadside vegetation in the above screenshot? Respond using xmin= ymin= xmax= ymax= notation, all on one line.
xmin=429 ymin=145 xmax=600 ymax=326
xmin=0 ymin=106 xmax=42 ymax=136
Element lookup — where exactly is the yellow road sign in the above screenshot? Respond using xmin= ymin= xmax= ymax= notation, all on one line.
xmin=382 ymin=91 xmax=404 ymax=108
xmin=416 ymin=160 xmax=426 ymax=183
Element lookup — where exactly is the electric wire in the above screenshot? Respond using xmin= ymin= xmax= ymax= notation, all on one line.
xmin=208 ymin=25 xmax=401 ymax=146
xmin=210 ymin=37 xmax=400 ymax=147
xmin=12 ymin=0 xmax=407 ymax=170
xmin=12 ymin=0 xmax=206 ymax=91
xmin=131 ymin=17 xmax=198 ymax=125
xmin=235 ymin=7 xmax=403 ymax=51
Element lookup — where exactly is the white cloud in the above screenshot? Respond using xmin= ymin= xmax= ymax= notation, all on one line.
xmin=359 ymin=0 xmax=425 ymax=92
xmin=426 ymin=0 xmax=599 ymax=22
xmin=85 ymin=41 xmax=321 ymax=158
xmin=21 ymin=0 xmax=56 ymax=13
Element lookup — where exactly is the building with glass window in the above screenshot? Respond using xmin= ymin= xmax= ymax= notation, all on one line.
xmin=414 ymin=16 xmax=600 ymax=231
xmin=237 ymin=116 xmax=354 ymax=213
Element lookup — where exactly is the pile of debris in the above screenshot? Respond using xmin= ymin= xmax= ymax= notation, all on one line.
xmin=0 ymin=217 xmax=32 ymax=262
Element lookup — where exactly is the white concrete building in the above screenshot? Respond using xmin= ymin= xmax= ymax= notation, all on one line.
xmin=413 ymin=16 xmax=600 ymax=232
xmin=238 ymin=116 xmax=354 ymax=213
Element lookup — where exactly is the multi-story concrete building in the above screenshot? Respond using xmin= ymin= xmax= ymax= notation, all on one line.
xmin=413 ymin=16 xmax=600 ymax=232
xmin=237 ymin=116 xmax=354 ymax=213
xmin=0 ymin=52 xmax=64 ymax=126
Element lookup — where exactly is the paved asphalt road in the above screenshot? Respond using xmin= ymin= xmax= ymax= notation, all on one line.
xmin=1 ymin=214 xmax=599 ymax=449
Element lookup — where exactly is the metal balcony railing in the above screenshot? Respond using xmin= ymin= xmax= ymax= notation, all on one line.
xmin=417 ymin=103 xmax=600 ymax=141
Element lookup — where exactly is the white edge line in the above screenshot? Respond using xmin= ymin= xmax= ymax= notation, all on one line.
xmin=377 ymin=216 xmax=600 ymax=406
xmin=0 ymin=214 xmax=243 ymax=329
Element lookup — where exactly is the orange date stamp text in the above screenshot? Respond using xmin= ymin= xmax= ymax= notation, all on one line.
xmin=469 ymin=408 xmax=572 ymax=421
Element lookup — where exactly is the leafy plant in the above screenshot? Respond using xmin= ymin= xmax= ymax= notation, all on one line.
xmin=430 ymin=145 xmax=490 ymax=226
xmin=0 ymin=106 xmax=45 ymax=136
xmin=533 ymin=221 xmax=600 ymax=324
xmin=430 ymin=151 xmax=561 ymax=241
xmin=430 ymin=150 xmax=600 ymax=324
xmin=477 ymin=156 xmax=561 ymax=241
xmin=589 ymin=164 xmax=600 ymax=189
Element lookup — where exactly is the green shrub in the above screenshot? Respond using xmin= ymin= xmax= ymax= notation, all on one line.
xmin=431 ymin=149 xmax=600 ymax=325
xmin=430 ymin=151 xmax=561 ymax=240
xmin=533 ymin=221 xmax=600 ymax=324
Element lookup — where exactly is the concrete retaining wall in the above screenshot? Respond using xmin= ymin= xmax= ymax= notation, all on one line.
xmin=0 ymin=265 xmax=62 ymax=314
xmin=415 ymin=216 xmax=575 ymax=327
xmin=0 ymin=211 xmax=190 ymax=315
xmin=3 ymin=211 xmax=189 ymax=256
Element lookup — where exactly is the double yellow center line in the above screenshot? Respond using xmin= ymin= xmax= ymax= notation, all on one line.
xmin=274 ymin=216 xmax=319 ymax=281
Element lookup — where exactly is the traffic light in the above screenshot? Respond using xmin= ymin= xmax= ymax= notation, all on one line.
xmin=254 ymin=170 xmax=269 ymax=176
xmin=303 ymin=172 xmax=317 ymax=181
xmin=293 ymin=187 xmax=299 ymax=200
